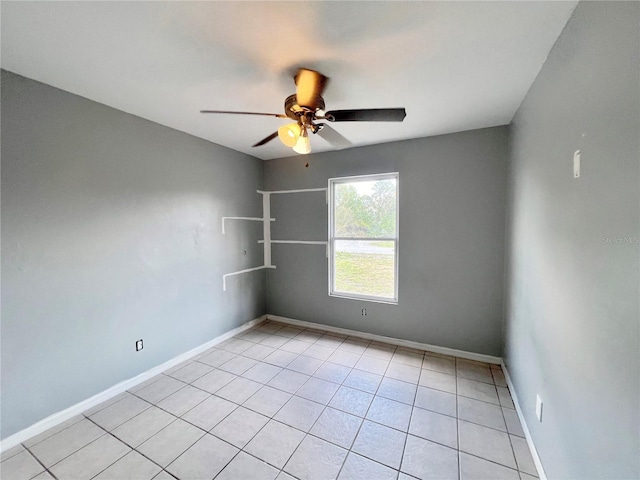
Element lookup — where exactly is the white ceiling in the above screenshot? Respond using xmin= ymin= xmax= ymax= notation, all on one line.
xmin=1 ymin=1 xmax=577 ymax=160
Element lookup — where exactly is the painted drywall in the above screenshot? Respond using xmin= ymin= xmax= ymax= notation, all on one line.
xmin=1 ymin=70 xmax=266 ymax=439
xmin=504 ymin=2 xmax=640 ymax=479
xmin=264 ymin=127 xmax=508 ymax=356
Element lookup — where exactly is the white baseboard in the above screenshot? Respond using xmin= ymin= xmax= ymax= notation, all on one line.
xmin=266 ymin=314 xmax=502 ymax=364
xmin=0 ymin=315 xmax=266 ymax=452
xmin=501 ymin=361 xmax=547 ymax=480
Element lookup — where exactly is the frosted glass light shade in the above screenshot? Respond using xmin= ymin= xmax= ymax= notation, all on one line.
xmin=293 ymin=134 xmax=311 ymax=154
xmin=278 ymin=123 xmax=301 ymax=147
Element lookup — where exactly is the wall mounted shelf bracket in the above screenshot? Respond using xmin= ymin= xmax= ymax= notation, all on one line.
xmin=222 ymin=188 xmax=328 ymax=291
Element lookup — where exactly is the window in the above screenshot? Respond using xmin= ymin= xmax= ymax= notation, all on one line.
xmin=329 ymin=173 xmax=398 ymax=304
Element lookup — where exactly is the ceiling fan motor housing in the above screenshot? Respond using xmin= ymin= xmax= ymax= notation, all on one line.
xmin=284 ymin=94 xmax=325 ymax=121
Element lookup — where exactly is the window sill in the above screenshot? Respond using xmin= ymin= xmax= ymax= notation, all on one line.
xmin=329 ymin=292 xmax=398 ymax=305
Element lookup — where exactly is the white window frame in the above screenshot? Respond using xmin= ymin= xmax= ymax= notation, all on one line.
xmin=328 ymin=172 xmax=399 ymax=305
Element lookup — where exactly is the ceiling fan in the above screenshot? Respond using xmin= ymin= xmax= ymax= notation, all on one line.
xmin=201 ymin=68 xmax=407 ymax=155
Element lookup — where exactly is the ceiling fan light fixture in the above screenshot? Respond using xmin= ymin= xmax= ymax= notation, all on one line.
xmin=200 ymin=68 xmax=405 ymax=151
xmin=292 ymin=129 xmax=311 ymax=154
xmin=278 ymin=122 xmax=301 ymax=147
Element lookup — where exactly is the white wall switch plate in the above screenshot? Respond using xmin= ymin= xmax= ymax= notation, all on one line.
xmin=573 ymin=150 xmax=581 ymax=178
xmin=536 ymin=394 xmax=543 ymax=422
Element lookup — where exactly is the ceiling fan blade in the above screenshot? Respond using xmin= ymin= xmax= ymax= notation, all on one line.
xmin=252 ymin=131 xmax=279 ymax=147
xmin=325 ymin=108 xmax=406 ymax=122
xmin=295 ymin=68 xmax=328 ymax=110
xmin=316 ymin=124 xmax=352 ymax=149
xmin=201 ymin=110 xmax=287 ymax=119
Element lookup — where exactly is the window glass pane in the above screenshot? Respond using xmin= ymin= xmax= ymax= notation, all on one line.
xmin=334 ymin=239 xmax=395 ymax=299
xmin=335 ymin=179 xmax=396 ymax=238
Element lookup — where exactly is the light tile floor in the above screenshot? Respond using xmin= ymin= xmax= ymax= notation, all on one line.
xmin=2 ymin=321 xmax=537 ymax=480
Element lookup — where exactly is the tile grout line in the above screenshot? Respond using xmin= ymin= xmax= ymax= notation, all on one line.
xmin=168 ymin=431 xmax=242 ymax=480
xmin=499 ymin=382 xmax=523 ymax=475
xmin=26 ymin=425 xmax=112 ymax=476
xmin=335 ymin=343 xmax=399 ymax=478
xmin=21 ymin=444 xmax=59 ymax=480
xmin=274 ymin=335 xmax=352 ymax=478
xmin=84 ymin=414 xmax=175 ymax=479
xmin=157 ymin=469 xmax=179 ymax=479
xmin=459 ymin=450 xmax=523 ymax=476
xmin=90 ymin=379 xmax=255 ymax=477
xmin=124 ymin=389 xmax=213 ymax=435
xmin=16 ymin=417 xmax=84 ymax=454
xmin=458 ymin=362 xmax=531 ymax=477
xmin=396 ymin=360 xmax=423 ymax=479
xmin=385 ymin=344 xmax=416 ymax=477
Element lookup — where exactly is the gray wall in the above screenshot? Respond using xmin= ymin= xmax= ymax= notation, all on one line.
xmin=504 ymin=2 xmax=640 ymax=479
xmin=1 ymin=70 xmax=266 ymax=439
xmin=265 ymin=127 xmax=508 ymax=356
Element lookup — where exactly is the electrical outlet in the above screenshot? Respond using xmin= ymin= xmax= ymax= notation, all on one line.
xmin=536 ymin=394 xmax=543 ymax=422
xmin=135 ymin=339 xmax=143 ymax=351
xmin=361 ymin=308 xmax=367 ymax=316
